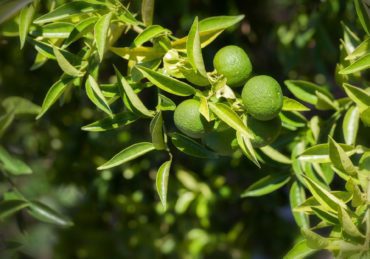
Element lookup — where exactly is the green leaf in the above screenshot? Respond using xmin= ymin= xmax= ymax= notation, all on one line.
xmin=18 ymin=0 xmax=36 ymax=49
xmin=98 ymin=142 xmax=155 ymax=170
xmin=37 ymin=76 xmax=74 ymax=119
xmin=342 ymin=83 xmax=370 ymax=110
xmin=85 ymin=75 xmax=112 ymax=116
xmin=134 ymin=25 xmax=168 ymax=47
xmin=209 ymin=102 xmax=252 ymax=138
xmin=0 ymin=112 xmax=14 ymax=137
xmin=175 ymin=191 xmax=195 ymax=214
xmin=170 ymin=132 xmax=217 ymax=159
xmin=0 ymin=199 xmax=29 ymax=220
xmin=285 ymin=80 xmax=332 ymax=106
xmin=298 ymin=143 xmax=356 ymax=163
xmin=315 ymin=91 xmax=338 ymax=110
xmin=63 ymin=16 xmax=98 ymax=47
xmin=157 ymin=94 xmax=176 ymax=111
xmin=0 ymin=146 xmax=32 ymax=175
xmin=360 ymin=106 xmax=370 ymax=126
xmin=283 ymin=239 xmax=316 ymax=259
xmin=241 ymin=173 xmax=290 ymax=197
xmin=141 ymin=0 xmax=155 ymax=26
xmin=53 ymin=46 xmax=84 ymax=77
xmin=94 ymin=12 xmax=112 ymax=61
xmin=346 ymin=38 xmax=370 ymax=60
xmin=2 ymin=96 xmax=41 ymax=116
xmin=81 ymin=112 xmax=139 ymax=132
xmin=329 ymin=137 xmax=357 ymax=176
xmin=27 ymin=201 xmax=73 ymax=227
xmin=289 ymin=181 xmax=309 ymax=228
xmin=135 ymin=65 xmax=195 ymax=96
xmin=340 ymin=54 xmax=370 ymax=74
xmin=343 ymin=106 xmax=360 ymax=145
xmin=150 ymin=112 xmax=166 ymax=150
xmin=114 ymin=66 xmax=154 ymax=117
xmin=260 ymin=145 xmax=292 ymax=164
xmin=282 ymin=97 xmax=310 ymax=111
xmin=156 ymin=159 xmax=171 ymax=210
xmin=187 ymin=17 xmax=207 ymax=78
xmin=0 ymin=0 xmax=33 ymax=24
xmin=236 ymin=130 xmax=260 ymax=168
xmin=354 ymin=0 xmax=370 ymax=35
xmin=34 ymin=1 xmax=105 ymax=24
xmin=301 ymin=228 xmax=329 ymax=249
xmin=31 ymin=22 xmax=74 ymax=38
xmin=172 ymin=15 xmax=244 ymax=50
xmin=338 ymin=206 xmax=364 ymax=238
xmin=311 ymin=206 xmax=339 ymax=225
xmin=302 ymin=175 xmax=347 ymax=212
xmin=199 ymin=96 xmax=211 ymax=121
xmin=280 ymin=111 xmax=307 ymax=129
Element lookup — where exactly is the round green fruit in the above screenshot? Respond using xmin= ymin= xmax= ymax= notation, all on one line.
xmin=247 ymin=116 xmax=281 ymax=148
xmin=242 ymin=75 xmax=283 ymax=121
xmin=174 ymin=99 xmax=208 ymax=138
xmin=213 ymin=45 xmax=252 ymax=88
xmin=203 ymin=128 xmax=236 ymax=156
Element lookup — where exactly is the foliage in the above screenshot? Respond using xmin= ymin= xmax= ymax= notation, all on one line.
xmin=0 ymin=0 xmax=370 ymax=258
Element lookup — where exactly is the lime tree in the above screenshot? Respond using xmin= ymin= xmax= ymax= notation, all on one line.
xmin=247 ymin=116 xmax=281 ymax=148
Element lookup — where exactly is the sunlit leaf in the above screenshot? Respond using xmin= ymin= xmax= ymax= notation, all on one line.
xmin=241 ymin=173 xmax=290 ymax=197
xmin=98 ymin=142 xmax=155 ymax=170
xmin=187 ymin=17 xmax=207 ymax=78
xmin=338 ymin=206 xmax=364 ymax=238
xmin=18 ymin=0 xmax=36 ymax=48
xmin=150 ymin=112 xmax=166 ymax=150
xmin=301 ymin=228 xmax=329 ymax=249
xmin=328 ymin=137 xmax=357 ymax=176
xmin=282 ymin=97 xmax=309 ymax=111
xmin=285 ymin=80 xmax=332 ymax=106
xmin=289 ymin=181 xmax=309 ymax=228
xmin=343 ymin=106 xmax=360 ymax=145
xmin=170 ymin=132 xmax=217 ymax=158
xmin=283 ymin=239 xmax=316 ymax=259
xmin=53 ymin=46 xmax=84 ymax=77
xmin=260 ymin=145 xmax=291 ymax=164
xmin=156 ymin=159 xmax=171 ymax=210
xmin=95 ymin=12 xmax=112 ymax=61
xmin=354 ymin=0 xmax=370 ymax=35
xmin=85 ymin=75 xmax=112 ymax=116
xmin=236 ymin=130 xmax=260 ymax=168
xmin=0 ymin=146 xmax=32 ymax=175
xmin=141 ymin=0 xmax=155 ymax=26
xmin=342 ymin=83 xmax=370 ymax=110
xmin=135 ymin=65 xmax=195 ymax=96
xmin=27 ymin=201 xmax=73 ymax=227
xmin=298 ymin=143 xmax=356 ymax=163
xmin=0 ymin=0 xmax=33 ymax=24
xmin=134 ymin=25 xmax=169 ymax=47
xmin=81 ymin=112 xmax=139 ymax=132
xmin=340 ymin=54 xmax=370 ymax=74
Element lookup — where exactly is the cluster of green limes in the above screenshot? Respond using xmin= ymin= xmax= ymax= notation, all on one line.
xmin=173 ymin=45 xmax=283 ymax=155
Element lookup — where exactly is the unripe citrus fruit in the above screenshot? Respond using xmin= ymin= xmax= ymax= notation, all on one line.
xmin=203 ymin=128 xmax=236 ymax=156
xmin=242 ymin=75 xmax=283 ymax=121
xmin=174 ymin=99 xmax=208 ymax=138
xmin=213 ymin=45 xmax=252 ymax=88
xmin=247 ymin=116 xmax=281 ymax=148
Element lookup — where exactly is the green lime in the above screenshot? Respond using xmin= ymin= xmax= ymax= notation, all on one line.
xmin=213 ymin=45 xmax=252 ymax=88
xmin=174 ymin=99 xmax=208 ymax=138
xmin=247 ymin=116 xmax=281 ymax=148
xmin=242 ymin=75 xmax=283 ymax=121
xmin=203 ymin=127 xmax=236 ymax=156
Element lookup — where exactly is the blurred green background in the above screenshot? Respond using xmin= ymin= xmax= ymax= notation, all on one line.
xmin=0 ymin=0 xmax=357 ymax=258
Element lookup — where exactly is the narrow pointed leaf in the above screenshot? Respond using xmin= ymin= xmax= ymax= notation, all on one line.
xmin=209 ymin=102 xmax=252 ymax=138
xmin=34 ymin=1 xmax=105 ymax=24
xmin=187 ymin=17 xmax=207 ymax=77
xmin=354 ymin=0 xmax=370 ymax=35
xmin=28 ymin=201 xmax=73 ymax=227
xmin=114 ymin=66 xmax=154 ymax=117
xmin=135 ymin=65 xmax=195 ymax=96
xmin=285 ymin=80 xmax=332 ymax=105
xmin=346 ymin=38 xmax=370 ymax=60
xmin=241 ymin=173 xmax=290 ymax=197
xmin=199 ymin=96 xmax=211 ymax=121
xmin=81 ymin=112 xmax=139 ymax=132
xmin=343 ymin=83 xmax=370 ymax=110
xmin=37 ymin=76 xmax=74 ymax=119
xmin=141 ymin=0 xmax=155 ymax=26
xmin=2 ymin=96 xmax=41 ymax=116
xmin=260 ymin=145 xmax=291 ymax=164
xmin=282 ymin=97 xmax=310 ymax=111
xmin=134 ymin=25 xmax=168 ymax=47
xmin=0 ymin=146 xmax=32 ymax=175
xmin=95 ymin=12 xmax=112 ymax=61
xmin=298 ymin=143 xmax=356 ymax=163
xmin=340 ymin=54 xmax=370 ymax=74
xmin=156 ymin=159 xmax=171 ymax=210
xmin=150 ymin=112 xmax=166 ymax=150
xmin=236 ymin=131 xmax=260 ymax=167
xmin=53 ymin=46 xmax=84 ymax=77
xmin=64 ymin=16 xmax=98 ymax=47
xmin=85 ymin=75 xmax=112 ymax=116
xmin=338 ymin=206 xmax=364 ymax=238
xmin=0 ymin=200 xmax=29 ymax=220
xmin=19 ymin=1 xmax=36 ymax=49
xmin=289 ymin=181 xmax=309 ymax=228
xmin=98 ymin=142 xmax=155 ymax=170
xmin=329 ymin=137 xmax=357 ymax=176
xmin=301 ymin=228 xmax=330 ymax=249
xmin=0 ymin=0 xmax=33 ymax=24
xmin=302 ymin=175 xmax=347 ymax=212
xmin=170 ymin=133 xmax=217 ymax=158
xmin=283 ymin=239 xmax=316 ymax=259
xmin=343 ymin=106 xmax=360 ymax=145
